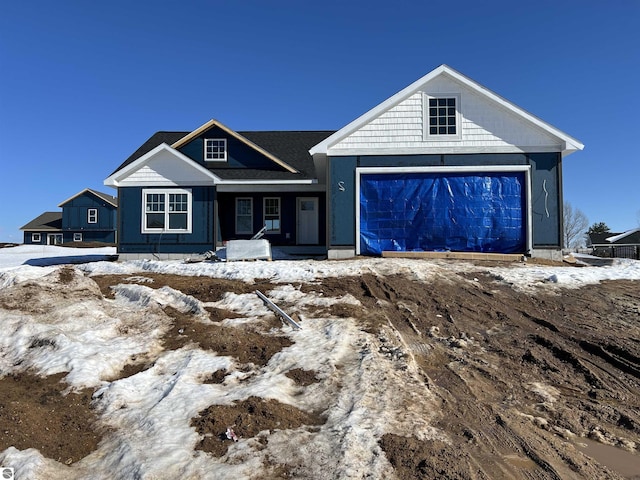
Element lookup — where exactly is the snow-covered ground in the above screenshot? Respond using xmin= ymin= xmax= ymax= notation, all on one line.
xmin=1 ymin=245 xmax=639 ymax=479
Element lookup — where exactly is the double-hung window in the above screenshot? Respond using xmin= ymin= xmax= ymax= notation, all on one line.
xmin=32 ymin=233 xmax=41 ymax=243
xmin=74 ymin=233 xmax=83 ymax=242
xmin=88 ymin=208 xmax=98 ymax=224
xmin=142 ymin=189 xmax=192 ymax=233
xmin=264 ymin=197 xmax=281 ymax=233
xmin=204 ymin=138 xmax=227 ymax=161
xmin=236 ymin=198 xmax=253 ymax=234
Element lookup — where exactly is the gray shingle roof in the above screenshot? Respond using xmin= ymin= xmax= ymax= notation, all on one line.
xmin=588 ymin=231 xmax=640 ymax=245
xmin=110 ymin=130 xmax=335 ymax=180
xmin=20 ymin=212 xmax=63 ymax=231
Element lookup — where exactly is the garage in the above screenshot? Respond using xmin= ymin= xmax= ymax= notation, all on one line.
xmin=356 ymin=166 xmax=531 ymax=256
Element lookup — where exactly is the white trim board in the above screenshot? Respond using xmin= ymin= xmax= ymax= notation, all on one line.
xmin=310 ymin=65 xmax=583 ymax=157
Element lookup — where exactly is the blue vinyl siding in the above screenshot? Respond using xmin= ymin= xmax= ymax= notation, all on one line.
xmin=117 ymin=186 xmax=215 ymax=254
xmin=60 ymin=191 xmax=117 ymax=243
xmin=177 ymin=127 xmax=284 ymax=170
xmin=329 ymin=156 xmax=357 ymax=246
xmin=528 ymin=153 xmax=561 ymax=246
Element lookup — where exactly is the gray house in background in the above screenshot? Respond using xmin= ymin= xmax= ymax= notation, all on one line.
xmin=105 ymin=65 xmax=583 ymax=261
xmin=21 ymin=189 xmax=118 ymax=245
xmin=588 ymin=229 xmax=640 ymax=259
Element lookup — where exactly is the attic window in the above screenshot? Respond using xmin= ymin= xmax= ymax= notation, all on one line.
xmin=427 ymin=96 xmax=459 ymax=137
xmin=205 ymin=138 xmax=227 ymax=161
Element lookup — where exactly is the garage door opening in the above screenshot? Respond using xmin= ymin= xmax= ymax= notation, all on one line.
xmin=356 ymin=166 xmax=531 ymax=256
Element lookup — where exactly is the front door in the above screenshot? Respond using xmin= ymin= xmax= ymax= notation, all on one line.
xmin=297 ymin=197 xmax=319 ymax=244
xmin=47 ymin=234 xmax=63 ymax=245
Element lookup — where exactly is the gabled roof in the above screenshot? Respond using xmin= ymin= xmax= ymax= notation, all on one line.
xmin=309 ymin=64 xmax=584 ymax=156
xmin=104 ymin=143 xmax=222 ymax=187
xmin=588 ymin=229 xmax=640 ymax=245
xmin=20 ymin=212 xmax=63 ymax=231
xmin=109 ymin=129 xmax=335 ymax=181
xmin=58 ymin=188 xmax=118 ymax=208
xmin=171 ymin=119 xmax=299 ymax=174
xmin=588 ymin=232 xmax=620 ymax=245
xmin=605 ymin=228 xmax=640 ymax=244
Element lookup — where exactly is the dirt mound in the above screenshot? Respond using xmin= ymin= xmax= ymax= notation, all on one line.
xmin=2 ymin=266 xmax=639 ymax=478
xmin=192 ymin=396 xmax=325 ymax=457
xmin=0 ymin=373 xmax=101 ymax=465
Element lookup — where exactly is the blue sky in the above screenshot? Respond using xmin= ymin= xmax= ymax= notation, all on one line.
xmin=1 ymin=0 xmax=638 ymax=243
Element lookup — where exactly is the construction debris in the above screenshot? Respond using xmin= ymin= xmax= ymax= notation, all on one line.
xmin=255 ymin=290 xmax=301 ymax=330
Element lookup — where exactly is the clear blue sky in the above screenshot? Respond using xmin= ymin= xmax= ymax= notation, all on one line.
xmin=1 ymin=0 xmax=638 ymax=243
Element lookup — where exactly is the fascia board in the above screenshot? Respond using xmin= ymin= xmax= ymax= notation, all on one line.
xmin=104 ymin=143 xmax=221 ymax=187
xmin=57 ymin=188 xmax=117 ymax=208
xmin=172 ymin=119 xmax=299 ymax=174
xmin=57 ymin=188 xmax=92 ymax=208
xmin=440 ymin=66 xmax=585 ymax=153
xmin=214 ymin=178 xmax=318 ymax=185
xmin=310 ymin=66 xmax=448 ymax=155
xmin=310 ymin=64 xmax=584 ymax=155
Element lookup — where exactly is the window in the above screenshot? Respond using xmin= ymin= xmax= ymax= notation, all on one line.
xmin=427 ymin=96 xmax=459 ymax=136
xmin=142 ymin=189 xmax=192 ymax=233
xmin=204 ymin=138 xmax=227 ymax=161
xmin=74 ymin=233 xmax=83 ymax=242
xmin=264 ymin=197 xmax=281 ymax=233
xmin=88 ymin=208 xmax=98 ymax=224
xmin=236 ymin=198 xmax=253 ymax=233
xmin=32 ymin=233 xmax=41 ymax=243
xmin=236 ymin=198 xmax=253 ymax=234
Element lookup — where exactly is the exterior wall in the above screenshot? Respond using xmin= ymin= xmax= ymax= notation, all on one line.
xmin=328 ymin=152 xmax=562 ymax=253
xmin=117 ymin=186 xmax=216 ymax=254
xmin=328 ymin=156 xmax=357 ymax=246
xmin=178 ymin=128 xmax=280 ymax=170
xmin=61 ymin=192 xmax=117 ymax=243
xmin=217 ymin=192 xmax=326 ymax=247
xmin=331 ymin=79 xmax=561 ymax=153
xmin=23 ymin=231 xmax=64 ymax=245
xmin=23 ymin=232 xmax=49 ymax=245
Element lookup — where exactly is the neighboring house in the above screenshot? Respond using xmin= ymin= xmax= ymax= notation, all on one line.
xmin=104 ymin=65 xmax=583 ymax=260
xmin=587 ymin=228 xmax=640 ymax=259
xmin=21 ymin=189 xmax=118 ymax=245
xmin=20 ymin=212 xmax=63 ymax=245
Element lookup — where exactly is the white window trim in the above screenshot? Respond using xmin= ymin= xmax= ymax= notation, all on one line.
xmin=88 ymin=208 xmax=98 ymax=224
xmin=263 ymin=197 xmax=281 ymax=234
xmin=74 ymin=233 xmax=83 ymax=242
xmin=141 ymin=188 xmax=193 ymax=234
xmin=423 ymin=93 xmax=462 ymax=141
xmin=32 ymin=233 xmax=41 ymax=242
xmin=235 ymin=197 xmax=253 ymax=235
xmin=204 ymin=138 xmax=227 ymax=162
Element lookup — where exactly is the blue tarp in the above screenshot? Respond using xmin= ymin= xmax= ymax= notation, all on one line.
xmin=359 ymin=172 xmax=526 ymax=255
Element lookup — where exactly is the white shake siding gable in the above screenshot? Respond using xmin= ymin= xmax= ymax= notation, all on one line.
xmin=105 ymin=144 xmax=219 ymax=187
xmin=331 ymin=78 xmax=561 ymax=153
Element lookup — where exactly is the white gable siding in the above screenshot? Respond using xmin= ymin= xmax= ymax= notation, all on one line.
xmin=119 ymin=150 xmax=214 ymax=187
xmin=330 ymin=76 xmax=561 ymax=154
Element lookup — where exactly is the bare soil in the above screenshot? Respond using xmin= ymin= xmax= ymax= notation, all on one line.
xmin=1 ymin=263 xmax=640 ymax=479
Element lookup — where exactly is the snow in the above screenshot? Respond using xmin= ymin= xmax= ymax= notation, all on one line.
xmin=605 ymin=227 xmax=640 ymax=243
xmin=1 ymin=245 xmax=639 ymax=479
